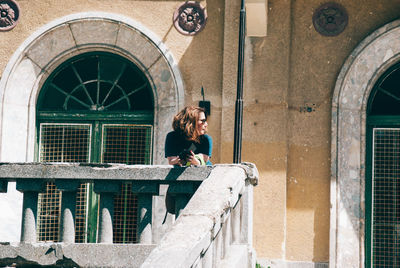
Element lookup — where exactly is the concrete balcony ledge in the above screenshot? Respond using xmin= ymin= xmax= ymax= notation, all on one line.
xmin=0 ymin=242 xmax=156 ymax=268
xmin=0 ymin=162 xmax=213 ymax=182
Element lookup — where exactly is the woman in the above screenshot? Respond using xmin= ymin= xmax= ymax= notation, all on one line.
xmin=165 ymin=106 xmax=212 ymax=166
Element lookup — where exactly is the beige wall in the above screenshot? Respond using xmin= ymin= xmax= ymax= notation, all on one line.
xmin=1 ymin=0 xmax=400 ymax=264
xmin=236 ymin=0 xmax=400 ymax=263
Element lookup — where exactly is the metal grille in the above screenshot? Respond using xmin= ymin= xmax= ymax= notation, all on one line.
xmin=75 ymin=183 xmax=89 ymax=243
xmin=38 ymin=124 xmax=91 ymax=242
xmin=102 ymin=125 xmax=152 ymax=243
xmin=102 ymin=125 xmax=152 ymax=165
xmin=373 ymin=128 xmax=400 ymax=267
xmin=37 ymin=182 xmax=61 ymax=242
xmin=113 ymin=183 xmax=138 ymax=244
xmin=39 ymin=124 xmax=91 ymax=162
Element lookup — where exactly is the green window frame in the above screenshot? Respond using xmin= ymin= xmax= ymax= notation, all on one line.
xmin=36 ymin=52 xmax=154 ymax=243
xmin=366 ymin=62 xmax=400 ymax=267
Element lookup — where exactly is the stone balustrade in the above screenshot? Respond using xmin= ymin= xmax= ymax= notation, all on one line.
xmin=141 ymin=163 xmax=258 ymax=268
xmin=0 ymin=162 xmax=258 ymax=267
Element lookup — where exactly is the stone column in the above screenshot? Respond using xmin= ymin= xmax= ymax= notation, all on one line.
xmin=98 ymin=192 xmax=115 ymax=243
xmin=94 ymin=181 xmax=121 ymax=244
xmin=137 ymin=193 xmax=153 ymax=244
xmin=17 ymin=180 xmax=45 ymax=243
xmin=132 ymin=182 xmax=159 ymax=244
xmin=56 ymin=180 xmax=80 ymax=243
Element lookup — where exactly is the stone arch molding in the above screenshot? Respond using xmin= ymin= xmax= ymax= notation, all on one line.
xmin=331 ymin=19 xmax=400 ymax=267
xmin=0 ymin=12 xmax=184 ymax=164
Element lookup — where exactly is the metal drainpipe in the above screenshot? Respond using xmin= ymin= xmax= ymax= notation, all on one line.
xmin=233 ymin=0 xmax=246 ymax=163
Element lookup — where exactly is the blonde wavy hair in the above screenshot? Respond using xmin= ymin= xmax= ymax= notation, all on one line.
xmin=172 ymin=106 xmax=206 ymax=143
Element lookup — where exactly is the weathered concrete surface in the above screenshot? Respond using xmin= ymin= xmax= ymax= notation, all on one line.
xmin=0 ymin=243 xmax=156 ymax=268
xmin=0 ymin=162 xmax=212 ymax=182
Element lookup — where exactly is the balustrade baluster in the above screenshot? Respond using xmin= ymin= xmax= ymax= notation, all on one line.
xmin=17 ymin=180 xmax=45 ymax=243
xmin=138 ymin=193 xmax=153 ymax=243
xmin=94 ymin=181 xmax=121 ymax=244
xmin=98 ymin=192 xmax=115 ymax=243
xmin=132 ymin=182 xmax=159 ymax=244
xmin=56 ymin=180 xmax=81 ymax=243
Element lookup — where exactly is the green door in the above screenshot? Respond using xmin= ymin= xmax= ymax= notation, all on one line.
xmin=36 ymin=52 xmax=154 ymax=243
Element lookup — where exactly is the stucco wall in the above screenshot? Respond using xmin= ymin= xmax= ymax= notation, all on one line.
xmin=0 ymin=0 xmax=223 ymax=164
xmin=233 ymin=0 xmax=400 ymax=263
xmin=1 ymin=0 xmax=400 ymax=265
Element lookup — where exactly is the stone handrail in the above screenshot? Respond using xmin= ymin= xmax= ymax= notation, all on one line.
xmin=141 ymin=163 xmax=259 ymax=268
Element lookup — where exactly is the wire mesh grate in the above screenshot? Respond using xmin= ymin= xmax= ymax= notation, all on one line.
xmin=39 ymin=124 xmax=91 ymax=162
xmin=37 ymin=123 xmax=152 ymax=244
xmin=37 ymin=182 xmax=61 ymax=242
xmin=373 ymin=128 xmax=400 ymax=267
xmin=38 ymin=124 xmax=91 ymax=242
xmin=102 ymin=125 xmax=152 ymax=243
xmin=102 ymin=125 xmax=152 ymax=165
xmin=113 ymin=183 xmax=138 ymax=244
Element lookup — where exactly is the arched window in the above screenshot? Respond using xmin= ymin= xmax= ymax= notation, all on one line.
xmin=36 ymin=52 xmax=154 ymax=243
xmin=366 ymin=62 xmax=400 ymax=267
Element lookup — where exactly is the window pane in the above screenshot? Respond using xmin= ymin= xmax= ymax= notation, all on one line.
xmin=39 ymin=124 xmax=91 ymax=162
xmin=102 ymin=124 xmax=152 ymax=243
xmin=102 ymin=125 xmax=152 ymax=165
xmin=373 ymin=128 xmax=400 ymax=266
xmin=38 ymin=124 xmax=91 ymax=242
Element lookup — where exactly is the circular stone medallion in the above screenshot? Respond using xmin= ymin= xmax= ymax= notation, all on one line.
xmin=0 ymin=0 xmax=19 ymax=31
xmin=173 ymin=1 xmax=207 ymax=36
xmin=313 ymin=2 xmax=348 ymax=36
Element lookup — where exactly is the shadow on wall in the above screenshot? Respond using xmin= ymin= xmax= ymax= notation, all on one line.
xmin=286 ymin=145 xmax=330 ymax=262
xmin=172 ymin=0 xmax=225 ymax=164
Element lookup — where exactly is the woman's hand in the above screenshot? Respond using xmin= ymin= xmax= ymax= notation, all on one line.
xmin=186 ymin=151 xmax=201 ymax=166
xmin=168 ymin=152 xmax=207 ymax=166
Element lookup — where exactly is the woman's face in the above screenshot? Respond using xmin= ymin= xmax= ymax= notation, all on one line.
xmin=197 ymin=112 xmax=208 ymax=135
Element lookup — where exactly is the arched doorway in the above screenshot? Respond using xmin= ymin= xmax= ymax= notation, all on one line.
xmin=0 ymin=12 xmax=184 ymax=242
xmin=331 ymin=19 xmax=400 ymax=267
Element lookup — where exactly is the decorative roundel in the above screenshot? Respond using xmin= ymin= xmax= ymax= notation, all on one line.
xmin=173 ymin=1 xmax=207 ymax=36
xmin=313 ymin=2 xmax=348 ymax=37
xmin=0 ymin=0 xmax=20 ymax=31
